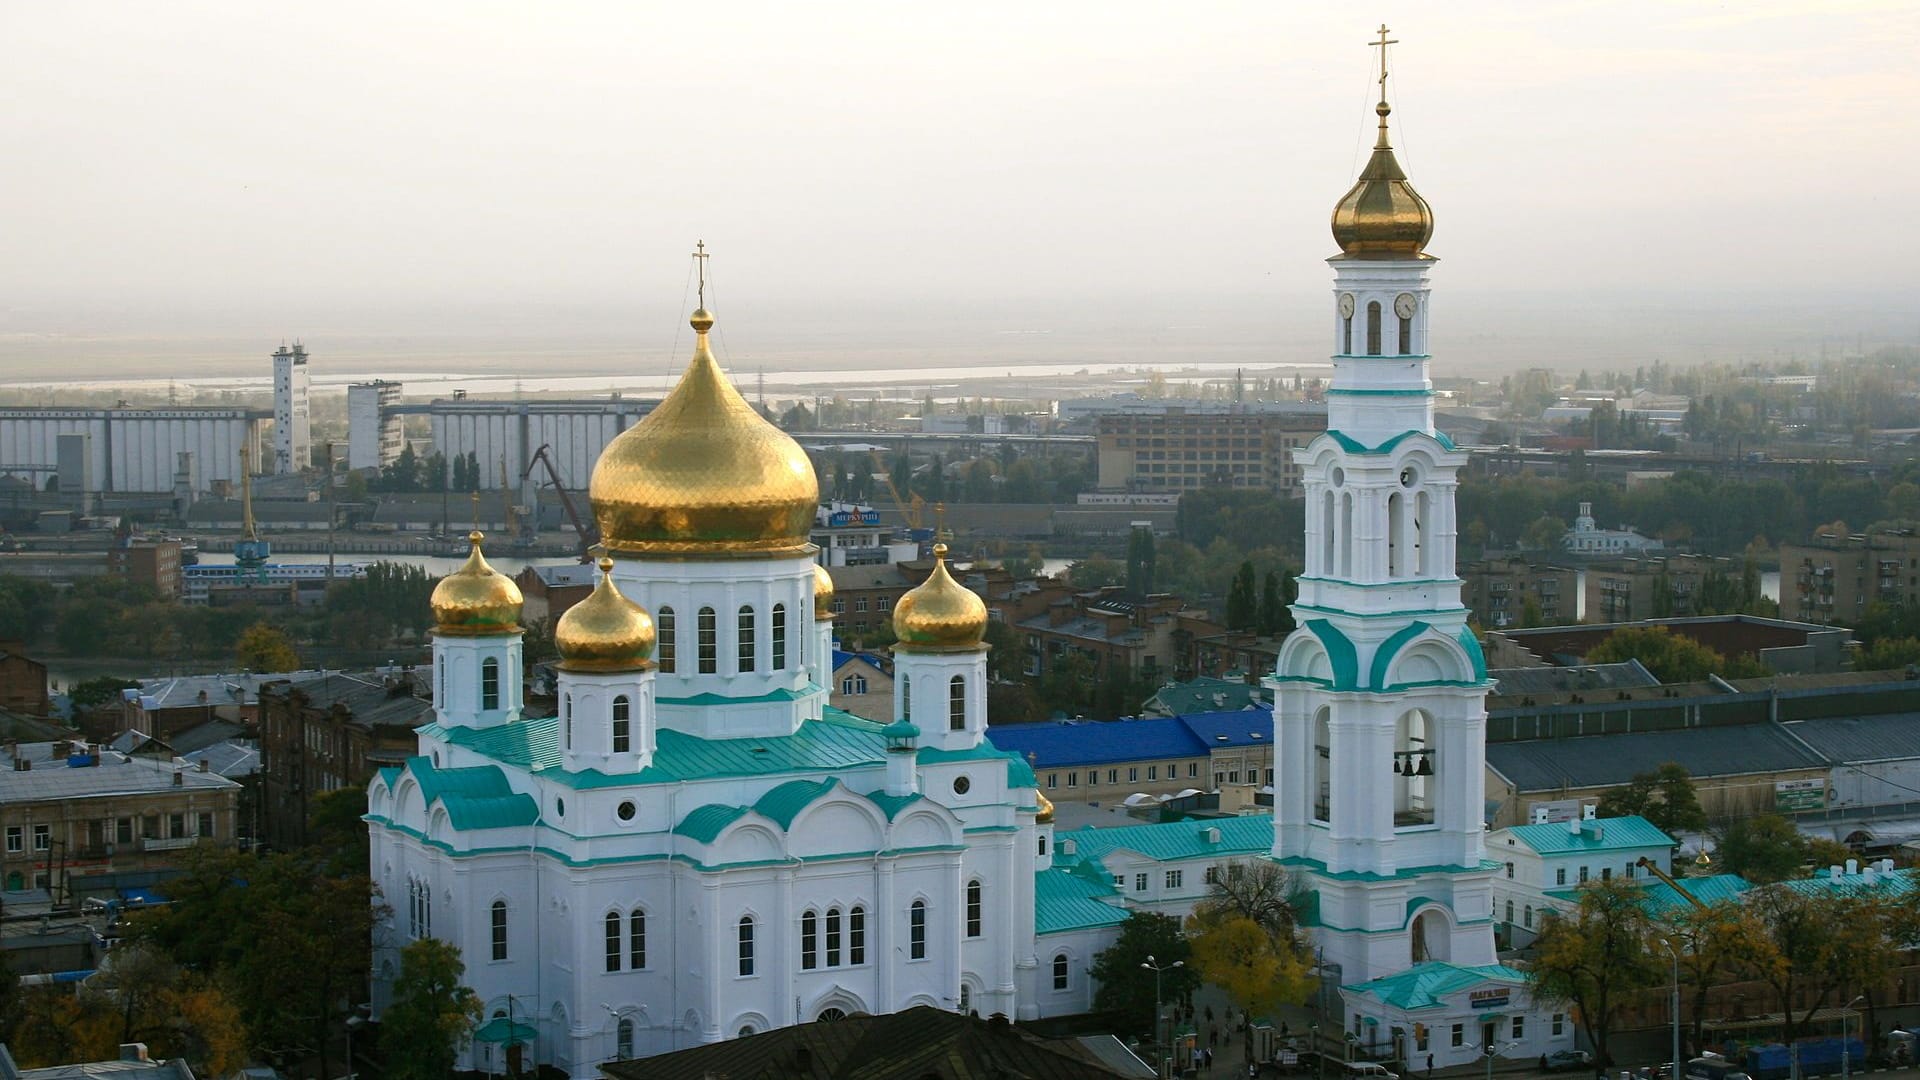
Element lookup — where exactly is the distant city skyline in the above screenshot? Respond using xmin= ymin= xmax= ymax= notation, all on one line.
xmin=2 ymin=2 xmax=1916 ymax=377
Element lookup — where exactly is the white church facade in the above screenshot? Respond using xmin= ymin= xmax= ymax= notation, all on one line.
xmin=367 ymin=32 xmax=1559 ymax=1077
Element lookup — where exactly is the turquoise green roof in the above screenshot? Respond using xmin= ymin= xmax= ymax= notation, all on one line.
xmin=1640 ymin=873 xmax=1753 ymax=913
xmin=754 ymin=777 xmax=840 ymax=828
xmin=1303 ymin=620 xmax=1359 ymax=690
xmin=472 ymin=1017 xmax=538 ymax=1044
xmin=439 ymin=792 xmax=539 ymax=830
xmin=1322 ymin=429 xmax=1457 ymax=456
xmin=376 ymin=766 xmax=401 ymax=789
xmin=658 ymin=683 xmax=824 ymax=708
xmin=1056 ymin=814 xmax=1272 ymax=867
xmin=882 ymin=720 xmax=920 ymax=740
xmin=1342 ymin=961 xmax=1529 ymax=1010
xmin=1035 ymin=868 xmax=1130 ymax=935
xmin=674 ymin=804 xmax=749 ymax=843
xmin=918 ymin=740 xmax=1038 ymax=790
xmin=1504 ymin=814 xmax=1674 ymax=856
xmin=1370 ymin=621 xmax=1433 ymax=689
xmin=864 ymin=789 xmax=925 ymax=820
xmin=1778 ymin=865 xmax=1918 ymax=902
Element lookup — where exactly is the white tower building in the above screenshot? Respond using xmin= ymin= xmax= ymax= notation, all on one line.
xmin=347 ymin=380 xmax=403 ymax=471
xmin=1267 ymin=30 xmax=1497 ymax=987
xmin=271 ymin=343 xmax=312 ymax=474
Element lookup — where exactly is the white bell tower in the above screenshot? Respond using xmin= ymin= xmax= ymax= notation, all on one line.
xmin=1268 ymin=27 xmax=1496 ymax=985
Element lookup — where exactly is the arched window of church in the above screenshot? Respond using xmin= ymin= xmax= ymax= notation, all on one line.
xmin=491 ymin=899 xmax=508 ymax=961
xmin=960 ymin=983 xmax=973 ymax=1016
xmin=562 ymin=693 xmax=573 ymax=751
xmin=697 ymin=608 xmax=717 ymax=674
xmin=849 ymin=906 xmax=866 ymax=965
xmin=800 ymin=910 xmax=818 ymax=970
xmin=1338 ymin=494 xmax=1355 ymax=577
xmin=612 ymin=695 xmax=631 ymax=754
xmin=909 ymin=900 xmax=927 ymax=959
xmin=629 ymin=909 xmax=646 ymax=969
xmin=1038 ymin=835 xmax=1048 ymax=856
xmin=481 ymin=658 xmax=500 ymax=711
xmin=1321 ymin=490 xmax=1336 ymax=575
xmin=826 ymin=907 xmax=842 ymax=967
xmin=1053 ymin=952 xmax=1070 ymax=991
xmin=901 ymin=675 xmax=912 ymax=722
xmin=615 ymin=1019 xmax=634 ymax=1060
xmin=949 ymin=676 xmax=966 ymax=731
xmin=1313 ymin=707 xmax=1332 ymax=823
xmin=1398 ymin=312 xmax=1412 ymax=355
xmin=1366 ymin=301 xmax=1383 ymax=356
xmin=435 ymin=654 xmax=444 ymax=708
xmin=737 ymin=606 xmax=756 ymax=673
xmin=1415 ymin=491 xmax=1430 ymax=577
xmin=771 ymin=604 xmax=787 ymax=671
xmin=965 ymin=879 xmax=983 ymax=938
xmin=737 ymin=916 xmax=756 ymax=976
xmin=1343 ymin=314 xmax=1353 ymax=354
xmin=1387 ymin=492 xmax=1405 ymax=577
xmin=604 ymin=910 xmax=622 ymax=972
xmin=657 ymin=607 xmax=676 ymax=673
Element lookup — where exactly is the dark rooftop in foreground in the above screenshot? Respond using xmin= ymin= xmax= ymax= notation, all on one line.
xmin=1486 ymin=722 xmax=1826 ymax=793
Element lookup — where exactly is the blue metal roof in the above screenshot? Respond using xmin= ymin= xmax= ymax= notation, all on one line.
xmin=987 ymin=716 xmax=1209 ymax=768
xmin=1177 ymin=709 xmax=1274 ymax=750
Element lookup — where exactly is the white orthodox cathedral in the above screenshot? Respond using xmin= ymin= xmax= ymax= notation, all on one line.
xmin=368 ymin=37 xmax=1557 ymax=1077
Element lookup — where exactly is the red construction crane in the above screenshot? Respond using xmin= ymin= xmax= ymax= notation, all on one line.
xmin=524 ymin=444 xmax=600 ymax=561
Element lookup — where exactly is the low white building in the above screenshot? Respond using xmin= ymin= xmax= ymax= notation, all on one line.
xmin=1339 ymin=963 xmax=1572 ymax=1071
xmin=1564 ymin=502 xmax=1662 ymax=555
xmin=1486 ymin=811 xmax=1673 ymax=945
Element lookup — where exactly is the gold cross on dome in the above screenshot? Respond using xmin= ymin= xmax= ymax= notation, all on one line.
xmin=1371 ymin=24 xmax=1398 ymax=102
xmin=693 ymin=240 xmax=710 ymax=308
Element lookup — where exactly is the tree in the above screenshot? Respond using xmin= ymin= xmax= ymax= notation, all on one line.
xmin=235 ymin=621 xmax=299 ymax=672
xmin=1745 ymin=885 xmax=1895 ymax=1042
xmin=1126 ymin=528 xmax=1157 ymax=597
xmin=1655 ymin=901 xmax=1775 ymax=1051
xmin=1519 ymin=596 xmax=1545 ymax=628
xmin=1089 ymin=912 xmax=1198 ymax=1036
xmin=1595 ymin=762 xmax=1709 ymax=836
xmin=68 ymin=675 xmax=139 ymax=710
xmin=1186 ymin=860 xmax=1316 ymax=1071
xmin=1521 ymin=515 xmax=1569 ymax=551
xmin=1584 ymin=626 xmax=1768 ymax=683
xmin=1713 ymin=814 xmax=1812 ymax=884
xmin=1257 ymin=570 xmax=1295 ymax=636
xmin=1529 ymin=878 xmax=1658 ymax=1066
xmin=1068 ymin=555 xmax=1125 ymax=590
xmin=1856 ymin=636 xmax=1920 ymax=671
xmin=1226 ymin=561 xmax=1257 ymax=631
xmin=382 ymin=938 xmax=483 ymax=1080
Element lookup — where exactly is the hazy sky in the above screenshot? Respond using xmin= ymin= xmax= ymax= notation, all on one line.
xmin=3 ymin=1 xmax=1917 ymax=370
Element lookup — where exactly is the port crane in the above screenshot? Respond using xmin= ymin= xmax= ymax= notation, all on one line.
xmin=524 ymin=444 xmax=600 ymax=561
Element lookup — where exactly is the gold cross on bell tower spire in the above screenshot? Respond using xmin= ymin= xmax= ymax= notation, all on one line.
xmin=1371 ymin=23 xmax=1397 ymax=106
xmin=693 ymin=240 xmax=710 ymax=309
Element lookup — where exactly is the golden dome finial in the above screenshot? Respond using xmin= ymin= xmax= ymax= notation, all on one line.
xmin=555 ymin=553 xmax=656 ymax=671
xmin=690 ymin=240 xmax=715 ymax=333
xmin=588 ymin=244 xmax=820 ymax=557
xmin=1331 ymin=25 xmax=1434 ymax=259
xmin=893 ymin=542 xmax=987 ymax=651
xmin=430 ymin=530 xmax=525 ymax=636
xmin=813 ymin=562 xmax=836 ymax=619
xmin=1035 ymin=789 xmax=1055 ymax=825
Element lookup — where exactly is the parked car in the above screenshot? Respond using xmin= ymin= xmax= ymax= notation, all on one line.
xmin=1543 ymin=1051 xmax=1593 ymax=1072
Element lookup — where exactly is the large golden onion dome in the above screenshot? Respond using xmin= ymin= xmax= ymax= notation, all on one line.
xmin=1035 ymin=789 xmax=1055 ymax=825
xmin=589 ymin=306 xmax=820 ymax=557
xmin=554 ymin=557 xmax=656 ymax=671
xmin=892 ymin=544 xmax=988 ymax=651
xmin=431 ymin=532 xmax=524 ymax=636
xmin=1330 ymin=93 xmax=1433 ymax=258
xmin=813 ymin=562 xmax=835 ymax=619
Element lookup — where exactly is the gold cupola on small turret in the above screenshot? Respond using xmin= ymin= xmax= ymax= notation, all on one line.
xmin=1331 ymin=25 xmax=1434 ymax=259
xmin=1034 ymin=789 xmax=1055 ymax=824
xmin=589 ymin=243 xmax=820 ymax=558
xmin=892 ymin=544 xmax=988 ymax=651
xmin=555 ymin=556 xmax=656 ymax=671
xmin=813 ymin=562 xmax=836 ymax=619
xmin=431 ymin=532 xmax=525 ymax=636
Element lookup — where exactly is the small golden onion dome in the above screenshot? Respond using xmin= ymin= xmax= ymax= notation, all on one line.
xmin=1035 ymin=789 xmax=1055 ymax=825
xmin=554 ymin=558 xmax=656 ymax=672
xmin=1330 ymin=100 xmax=1434 ymax=258
xmin=589 ymin=307 xmax=820 ymax=557
xmin=813 ymin=562 xmax=835 ymax=619
xmin=892 ymin=544 xmax=987 ymax=651
xmin=431 ymin=532 xmax=524 ymax=636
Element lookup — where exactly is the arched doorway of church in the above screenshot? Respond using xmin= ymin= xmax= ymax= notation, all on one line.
xmin=1410 ymin=908 xmax=1451 ymax=965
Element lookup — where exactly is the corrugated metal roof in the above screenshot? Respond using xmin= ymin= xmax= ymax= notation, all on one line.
xmin=1780 ymin=712 xmax=1920 ymax=765
xmin=1486 ymin=723 xmax=1824 ymax=792
xmin=1502 ymin=814 xmax=1674 ymax=856
xmin=1034 ymin=867 xmax=1130 ymax=935
xmin=1641 ymin=873 xmax=1753 ymax=913
xmin=754 ymin=778 xmax=839 ymax=828
xmin=1056 ymin=814 xmax=1271 ymax=866
xmin=439 ymin=792 xmax=539 ymax=830
xmin=988 ymin=717 xmax=1209 ymax=768
xmin=673 ymin=804 xmax=748 ymax=843
xmin=1341 ymin=961 xmax=1530 ymax=1010
xmin=1178 ymin=709 xmax=1274 ymax=750
xmin=0 ymin=748 xmax=241 ymax=803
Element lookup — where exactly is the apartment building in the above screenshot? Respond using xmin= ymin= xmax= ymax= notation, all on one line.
xmin=1463 ymin=556 xmax=1578 ymax=629
xmin=1092 ymin=402 xmax=1327 ymax=497
xmin=1781 ymin=527 xmax=1920 ymax=626
xmin=1582 ymin=554 xmax=1728 ymax=624
xmin=257 ymin=669 xmax=430 ymax=849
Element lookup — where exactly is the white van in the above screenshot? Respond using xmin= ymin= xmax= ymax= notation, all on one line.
xmin=1342 ymin=1063 xmax=1401 ymax=1080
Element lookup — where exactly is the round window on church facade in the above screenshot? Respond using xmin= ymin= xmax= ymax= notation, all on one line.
xmin=617 ymin=801 xmax=636 ymax=822
xmin=555 ymin=797 xmax=566 ymax=819
xmin=953 ymin=775 xmax=971 ymax=796
xmin=1330 ymin=467 xmax=1345 ymax=488
xmin=1400 ymin=466 xmax=1419 ymax=487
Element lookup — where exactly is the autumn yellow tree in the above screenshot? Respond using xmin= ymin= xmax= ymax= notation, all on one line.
xmin=1655 ymin=900 xmax=1775 ymax=1052
xmin=235 ymin=620 xmax=299 ymax=672
xmin=1186 ymin=861 xmax=1316 ymax=1072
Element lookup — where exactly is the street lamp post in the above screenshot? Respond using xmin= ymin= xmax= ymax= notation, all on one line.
xmin=1141 ymin=954 xmax=1184 ymax=1080
xmin=1485 ymin=1039 xmax=1520 ymax=1080
xmin=1843 ymin=995 xmax=1867 ymax=1080
xmin=1659 ymin=937 xmax=1682 ymax=1080
xmin=1312 ymin=1023 xmax=1324 ymax=1080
